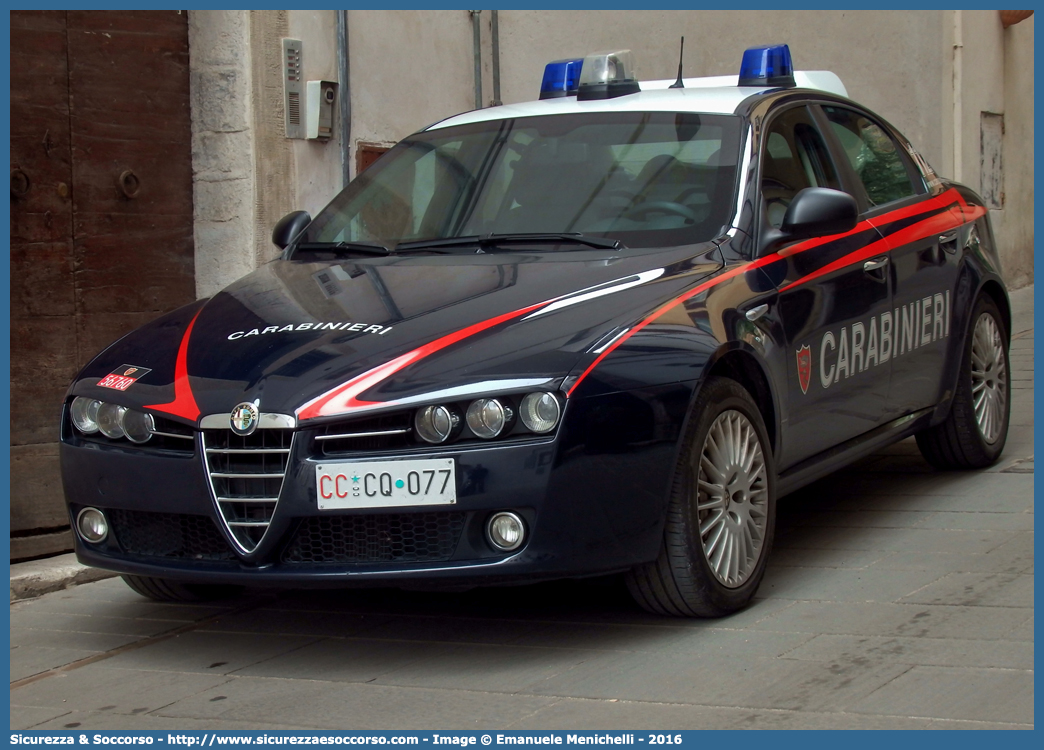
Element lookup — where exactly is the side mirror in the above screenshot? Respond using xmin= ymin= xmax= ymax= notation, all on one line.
xmin=780 ymin=187 xmax=858 ymax=240
xmin=272 ymin=210 xmax=312 ymax=250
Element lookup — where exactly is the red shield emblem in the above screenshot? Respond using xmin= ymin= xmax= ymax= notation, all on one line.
xmin=796 ymin=345 xmax=812 ymax=395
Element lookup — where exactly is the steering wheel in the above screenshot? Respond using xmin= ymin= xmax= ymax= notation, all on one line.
xmin=602 ymin=189 xmax=638 ymax=204
xmin=677 ymin=187 xmax=711 ymax=204
xmin=622 ymin=200 xmax=700 ymax=223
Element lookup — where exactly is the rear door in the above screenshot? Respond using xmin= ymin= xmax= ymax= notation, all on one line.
xmin=819 ymin=105 xmax=962 ymax=418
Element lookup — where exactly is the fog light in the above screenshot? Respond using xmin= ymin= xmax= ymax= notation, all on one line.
xmin=76 ymin=507 xmax=108 ymax=544
xmin=70 ymin=397 xmax=102 ymax=434
xmin=415 ymin=405 xmax=459 ymax=444
xmin=486 ymin=511 xmax=525 ymax=552
xmin=97 ymin=403 xmax=127 ymax=439
xmin=520 ymin=392 xmax=561 ymax=433
xmin=466 ymin=398 xmax=511 ymax=439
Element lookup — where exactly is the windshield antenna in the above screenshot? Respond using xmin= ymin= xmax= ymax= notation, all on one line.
xmin=669 ymin=37 xmax=685 ymax=89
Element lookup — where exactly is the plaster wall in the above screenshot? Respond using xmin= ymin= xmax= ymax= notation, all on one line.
xmin=189 ymin=9 xmax=1031 ymax=296
xmin=288 ymin=9 xmax=343 ymax=215
xmin=496 ymin=10 xmax=947 ymax=171
xmin=347 ymin=10 xmax=476 ymax=167
xmin=954 ymin=10 xmax=1006 ymax=281
xmin=955 ymin=10 xmax=1006 ymax=192
xmin=1000 ymin=15 xmax=1034 ymax=289
xmin=950 ymin=9 xmax=1034 ymax=289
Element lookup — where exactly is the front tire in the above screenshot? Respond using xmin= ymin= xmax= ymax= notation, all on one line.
xmin=121 ymin=575 xmax=244 ymax=603
xmin=916 ymin=294 xmax=1010 ymax=469
xmin=626 ymin=376 xmax=776 ymax=617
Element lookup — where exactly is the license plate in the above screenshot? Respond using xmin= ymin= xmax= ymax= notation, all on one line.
xmin=315 ymin=458 xmax=456 ymax=510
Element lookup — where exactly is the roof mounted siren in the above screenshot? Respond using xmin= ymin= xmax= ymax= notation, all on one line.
xmin=738 ymin=44 xmax=796 ymax=88
xmin=576 ymin=50 xmax=641 ymax=100
xmin=539 ymin=58 xmax=584 ymax=99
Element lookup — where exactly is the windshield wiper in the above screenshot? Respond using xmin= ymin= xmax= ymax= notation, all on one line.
xmin=395 ymin=233 xmax=624 ymax=253
xmin=293 ymin=241 xmax=392 ymax=257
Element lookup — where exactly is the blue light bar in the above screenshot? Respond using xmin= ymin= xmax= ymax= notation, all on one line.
xmin=738 ymin=44 xmax=796 ymax=88
xmin=539 ymin=58 xmax=584 ymax=100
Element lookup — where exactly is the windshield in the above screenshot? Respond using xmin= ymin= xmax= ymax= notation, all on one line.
xmin=301 ymin=111 xmax=742 ymax=250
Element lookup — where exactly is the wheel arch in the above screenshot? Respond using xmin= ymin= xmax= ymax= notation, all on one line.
xmin=977 ymin=279 xmax=1012 ymax=342
xmin=930 ymin=274 xmax=1011 ymax=429
xmin=702 ymin=346 xmax=780 ymax=454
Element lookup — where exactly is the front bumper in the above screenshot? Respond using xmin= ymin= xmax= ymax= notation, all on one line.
xmin=60 ymin=388 xmax=689 ymax=587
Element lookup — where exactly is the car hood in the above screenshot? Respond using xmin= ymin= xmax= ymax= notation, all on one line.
xmin=70 ymin=246 xmax=723 ymax=426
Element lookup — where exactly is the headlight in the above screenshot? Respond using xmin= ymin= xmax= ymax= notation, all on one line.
xmin=520 ymin=392 xmax=561 ymax=433
xmin=96 ymin=403 xmax=126 ymax=439
xmin=466 ymin=398 xmax=512 ymax=439
xmin=70 ymin=397 xmax=102 ymax=434
xmin=409 ymin=391 xmax=561 ymax=447
xmin=121 ymin=410 xmax=154 ymax=444
xmin=414 ymin=405 xmax=459 ymax=444
xmin=70 ymin=398 xmax=157 ymax=445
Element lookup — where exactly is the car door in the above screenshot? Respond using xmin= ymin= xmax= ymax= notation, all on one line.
xmin=819 ymin=105 xmax=963 ymax=418
xmin=761 ymin=104 xmax=895 ymax=470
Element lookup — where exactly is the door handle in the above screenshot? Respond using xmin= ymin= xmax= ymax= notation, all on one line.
xmin=863 ymin=256 xmax=888 ymax=282
xmin=745 ymin=303 xmax=769 ymax=322
xmin=938 ymin=230 xmax=959 ymax=254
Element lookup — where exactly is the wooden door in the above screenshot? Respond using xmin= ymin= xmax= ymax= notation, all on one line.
xmin=10 ymin=10 xmax=196 ymax=560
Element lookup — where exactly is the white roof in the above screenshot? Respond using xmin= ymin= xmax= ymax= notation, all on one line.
xmin=427 ymin=71 xmax=847 ymax=131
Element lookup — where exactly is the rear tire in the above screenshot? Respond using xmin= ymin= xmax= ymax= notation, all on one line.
xmin=121 ymin=575 xmax=243 ymax=603
xmin=626 ymin=376 xmax=776 ymax=617
xmin=916 ymin=294 xmax=1010 ymax=469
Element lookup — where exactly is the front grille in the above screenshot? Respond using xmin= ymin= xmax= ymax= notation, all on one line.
xmin=315 ymin=413 xmax=413 ymax=456
xmin=283 ymin=512 xmax=467 ymax=564
xmin=147 ymin=415 xmax=196 ymax=453
xmin=108 ymin=509 xmax=236 ymax=562
xmin=203 ymin=427 xmax=293 ymax=553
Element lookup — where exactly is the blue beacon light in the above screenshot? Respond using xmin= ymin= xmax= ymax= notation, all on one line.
xmin=539 ymin=58 xmax=584 ymax=99
xmin=738 ymin=44 xmax=796 ymax=88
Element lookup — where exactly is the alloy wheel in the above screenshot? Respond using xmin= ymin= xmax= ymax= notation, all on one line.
xmin=695 ymin=410 xmax=770 ymax=587
xmin=970 ymin=312 xmax=1008 ymax=445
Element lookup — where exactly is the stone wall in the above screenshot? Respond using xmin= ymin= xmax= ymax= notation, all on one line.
xmin=188 ymin=10 xmax=257 ymax=299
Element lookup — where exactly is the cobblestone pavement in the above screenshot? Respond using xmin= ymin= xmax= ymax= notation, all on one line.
xmin=10 ymin=288 xmax=1033 ymax=731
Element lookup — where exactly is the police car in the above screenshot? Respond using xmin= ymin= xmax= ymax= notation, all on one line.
xmin=62 ymin=45 xmax=1010 ymax=616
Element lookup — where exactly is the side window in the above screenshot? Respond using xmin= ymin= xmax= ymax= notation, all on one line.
xmin=822 ymin=106 xmax=921 ymax=208
xmin=760 ymin=107 xmax=840 ymax=228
